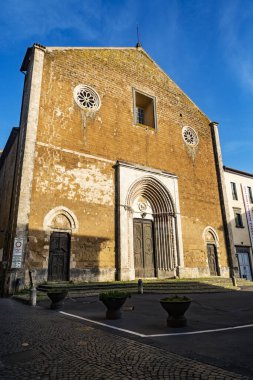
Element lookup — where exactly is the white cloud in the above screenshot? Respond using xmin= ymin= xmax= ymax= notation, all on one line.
xmin=219 ymin=0 xmax=253 ymax=94
xmin=0 ymin=0 xmax=102 ymax=46
xmin=0 ymin=0 xmax=144 ymax=50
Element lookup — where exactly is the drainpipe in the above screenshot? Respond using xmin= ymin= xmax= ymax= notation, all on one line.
xmin=210 ymin=121 xmax=238 ymax=278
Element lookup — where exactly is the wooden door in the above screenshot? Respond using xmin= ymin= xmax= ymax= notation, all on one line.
xmin=207 ymin=244 xmax=218 ymax=276
xmin=133 ymin=220 xmax=144 ymax=277
xmin=133 ymin=219 xmax=155 ymax=278
xmin=48 ymin=232 xmax=70 ymax=281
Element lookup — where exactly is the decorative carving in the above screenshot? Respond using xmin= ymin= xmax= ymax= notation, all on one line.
xmin=43 ymin=206 xmax=79 ymax=232
xmin=74 ymin=85 xmax=101 ymax=111
xmin=138 ymin=201 xmax=147 ymax=212
xmin=50 ymin=214 xmax=71 ymax=230
xmin=124 ymin=205 xmax=133 ymax=213
xmin=182 ymin=126 xmax=199 ymax=147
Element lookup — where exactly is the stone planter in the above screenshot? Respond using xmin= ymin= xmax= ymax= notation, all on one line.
xmin=47 ymin=290 xmax=68 ymax=310
xmin=99 ymin=291 xmax=130 ymax=319
xmin=160 ymin=296 xmax=192 ymax=327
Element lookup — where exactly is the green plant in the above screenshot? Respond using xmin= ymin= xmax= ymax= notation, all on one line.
xmin=99 ymin=290 xmax=131 ymax=301
xmin=160 ymin=295 xmax=192 ymax=302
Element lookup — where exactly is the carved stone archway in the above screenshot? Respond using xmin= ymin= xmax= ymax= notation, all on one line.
xmin=127 ymin=176 xmax=178 ymax=277
xmin=43 ymin=206 xmax=79 ymax=233
xmin=116 ymin=161 xmax=184 ymax=281
xmin=43 ymin=206 xmax=79 ymax=282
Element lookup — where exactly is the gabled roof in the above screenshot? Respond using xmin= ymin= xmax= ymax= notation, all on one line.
xmin=20 ymin=43 xmax=210 ymax=121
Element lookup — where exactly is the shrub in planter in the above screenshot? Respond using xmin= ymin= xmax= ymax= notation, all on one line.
xmin=99 ymin=291 xmax=131 ymax=319
xmin=160 ymin=295 xmax=192 ymax=327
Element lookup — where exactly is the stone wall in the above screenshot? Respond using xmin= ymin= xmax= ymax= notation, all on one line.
xmin=22 ymin=47 xmax=228 ymax=283
xmin=0 ymin=128 xmax=19 ymax=295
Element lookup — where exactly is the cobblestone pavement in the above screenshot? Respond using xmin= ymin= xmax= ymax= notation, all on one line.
xmin=0 ymin=299 xmax=249 ymax=380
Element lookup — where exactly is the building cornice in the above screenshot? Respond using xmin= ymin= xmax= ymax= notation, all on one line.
xmin=20 ymin=43 xmax=46 ymax=73
xmin=223 ymin=165 xmax=253 ymax=179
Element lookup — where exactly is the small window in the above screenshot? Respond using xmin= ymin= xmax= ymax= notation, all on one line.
xmin=133 ymin=89 xmax=156 ymax=129
xmin=234 ymin=209 xmax=244 ymax=228
xmin=248 ymin=186 xmax=253 ymax=203
xmin=231 ymin=182 xmax=238 ymax=200
xmin=136 ymin=107 xmax=145 ymax=124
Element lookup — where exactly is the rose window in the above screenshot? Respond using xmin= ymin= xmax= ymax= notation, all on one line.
xmin=74 ymin=85 xmax=101 ymax=111
xmin=182 ymin=126 xmax=199 ymax=146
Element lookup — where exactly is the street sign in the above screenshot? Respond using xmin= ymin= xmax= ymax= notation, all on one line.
xmin=11 ymin=238 xmax=24 ymax=269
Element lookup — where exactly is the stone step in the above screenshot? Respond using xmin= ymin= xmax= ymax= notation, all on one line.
xmin=37 ymin=276 xmax=253 ymax=294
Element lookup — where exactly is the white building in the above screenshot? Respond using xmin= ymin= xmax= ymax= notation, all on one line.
xmin=224 ymin=166 xmax=253 ymax=280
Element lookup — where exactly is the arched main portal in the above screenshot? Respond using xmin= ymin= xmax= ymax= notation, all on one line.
xmin=126 ymin=176 xmax=178 ymax=278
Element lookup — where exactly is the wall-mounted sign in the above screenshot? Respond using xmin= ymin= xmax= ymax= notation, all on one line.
xmin=242 ymin=185 xmax=253 ymax=248
xmin=11 ymin=238 xmax=24 ymax=269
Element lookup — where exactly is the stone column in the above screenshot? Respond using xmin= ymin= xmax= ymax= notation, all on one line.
xmin=6 ymin=44 xmax=46 ymax=293
xmin=210 ymin=121 xmax=238 ymax=277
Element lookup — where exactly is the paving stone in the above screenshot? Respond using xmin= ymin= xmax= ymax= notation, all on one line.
xmin=0 ymin=299 xmax=250 ymax=379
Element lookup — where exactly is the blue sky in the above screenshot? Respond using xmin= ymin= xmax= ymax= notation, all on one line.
xmin=1 ymin=0 xmax=253 ymax=172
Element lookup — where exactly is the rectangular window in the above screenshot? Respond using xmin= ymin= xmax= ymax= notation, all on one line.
xmin=231 ymin=182 xmax=238 ymax=200
xmin=248 ymin=186 xmax=253 ymax=203
xmin=234 ymin=209 xmax=244 ymax=228
xmin=136 ymin=107 xmax=145 ymax=125
xmin=133 ymin=89 xmax=156 ymax=129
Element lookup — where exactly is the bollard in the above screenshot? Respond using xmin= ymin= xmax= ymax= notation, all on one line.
xmin=231 ymin=275 xmax=237 ymax=287
xmin=138 ymin=279 xmax=143 ymax=294
xmin=30 ymin=286 xmax=37 ymax=306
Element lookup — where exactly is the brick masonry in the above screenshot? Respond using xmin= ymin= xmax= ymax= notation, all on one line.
xmin=1 ymin=46 xmax=229 ymax=286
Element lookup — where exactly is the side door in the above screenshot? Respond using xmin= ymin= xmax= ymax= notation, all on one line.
xmin=207 ymin=244 xmax=218 ymax=276
xmin=48 ymin=232 xmax=70 ymax=281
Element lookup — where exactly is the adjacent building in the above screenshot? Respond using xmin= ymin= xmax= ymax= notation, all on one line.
xmin=224 ymin=166 xmax=253 ymax=280
xmin=0 ymin=44 xmax=231 ymax=293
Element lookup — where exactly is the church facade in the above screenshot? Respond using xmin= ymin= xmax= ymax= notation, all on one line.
xmin=0 ymin=44 xmax=231 ymax=291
